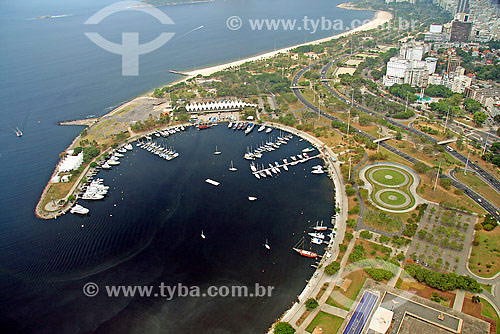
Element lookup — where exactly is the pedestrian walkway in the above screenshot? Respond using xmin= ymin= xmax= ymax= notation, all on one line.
xmin=453 ymin=290 xmax=465 ymax=312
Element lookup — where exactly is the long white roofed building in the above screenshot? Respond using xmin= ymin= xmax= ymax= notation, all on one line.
xmin=185 ymin=100 xmax=256 ymax=112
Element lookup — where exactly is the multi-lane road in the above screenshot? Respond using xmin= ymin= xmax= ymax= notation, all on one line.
xmin=290 ymin=55 xmax=500 ymax=221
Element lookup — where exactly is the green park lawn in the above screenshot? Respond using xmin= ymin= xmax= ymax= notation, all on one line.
xmin=305 ymin=311 xmax=344 ymax=334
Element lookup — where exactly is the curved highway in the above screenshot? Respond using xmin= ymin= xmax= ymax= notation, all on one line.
xmin=290 ymin=56 xmax=500 ymax=221
xmin=320 ymin=56 xmax=500 ymax=194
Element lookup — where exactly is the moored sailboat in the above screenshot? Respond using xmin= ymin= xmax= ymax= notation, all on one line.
xmin=292 ymin=237 xmax=318 ymax=258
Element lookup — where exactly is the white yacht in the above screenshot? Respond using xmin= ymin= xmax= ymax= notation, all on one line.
xmin=311 ymin=237 xmax=323 ymax=245
xmin=265 ymin=127 xmax=272 ymax=133
xmin=258 ymin=125 xmax=266 ymax=132
xmin=82 ymin=193 xmax=104 ymax=200
xmin=245 ymin=123 xmax=255 ymax=135
xmin=308 ymin=232 xmax=325 ymax=239
xmin=70 ymin=204 xmax=89 ymax=215
xmin=124 ymin=144 xmax=133 ymax=150
xmin=248 ymin=196 xmax=257 ymax=201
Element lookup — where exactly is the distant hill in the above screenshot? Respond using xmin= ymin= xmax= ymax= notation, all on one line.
xmin=143 ymin=0 xmax=215 ymax=6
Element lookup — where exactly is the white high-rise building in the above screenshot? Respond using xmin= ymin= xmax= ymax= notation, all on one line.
xmin=383 ymin=55 xmax=435 ymax=88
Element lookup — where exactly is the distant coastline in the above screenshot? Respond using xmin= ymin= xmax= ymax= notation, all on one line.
xmin=142 ymin=0 xmax=215 ymax=6
xmin=174 ymin=10 xmax=392 ymax=79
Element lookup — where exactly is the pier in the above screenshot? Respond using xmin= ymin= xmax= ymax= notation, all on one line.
xmin=251 ymin=153 xmax=323 ymax=176
xmin=58 ymin=118 xmax=99 ymax=126
xmin=169 ymin=70 xmax=189 ymax=76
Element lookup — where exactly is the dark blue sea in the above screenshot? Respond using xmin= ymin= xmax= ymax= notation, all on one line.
xmin=0 ymin=0 xmax=372 ymax=332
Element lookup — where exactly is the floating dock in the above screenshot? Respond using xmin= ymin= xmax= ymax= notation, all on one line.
xmin=205 ymin=179 xmax=220 ymax=186
xmin=251 ymin=154 xmax=323 ymax=175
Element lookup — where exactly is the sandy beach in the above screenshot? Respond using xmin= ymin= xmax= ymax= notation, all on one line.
xmin=179 ymin=9 xmax=392 ymax=79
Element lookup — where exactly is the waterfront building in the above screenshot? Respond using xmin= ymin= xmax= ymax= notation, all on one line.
xmin=57 ymin=152 xmax=84 ymax=173
xmin=185 ymin=100 xmax=255 ymax=112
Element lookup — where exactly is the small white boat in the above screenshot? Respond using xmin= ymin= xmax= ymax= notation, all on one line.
xmin=201 ymin=230 xmax=206 ymax=239
xmin=248 ymin=196 xmax=257 ymax=201
xmin=311 ymin=237 xmax=323 ymax=245
xmin=302 ymin=147 xmax=314 ymax=153
xmin=308 ymin=232 xmax=325 ymax=239
xmin=258 ymin=125 xmax=266 ymax=132
xmin=265 ymin=128 xmax=272 ymax=133
xmin=313 ymin=220 xmax=328 ymax=231
xmin=214 ymin=145 xmax=221 ymax=155
xmin=229 ymin=160 xmax=238 ymax=172
xmin=264 ymin=238 xmax=270 ymax=250
xmin=124 ymin=144 xmax=133 ymax=150
xmin=254 ymin=173 xmax=261 ymax=179
xmin=101 ymin=163 xmax=111 ymax=169
xmin=228 ymin=122 xmax=233 ymax=128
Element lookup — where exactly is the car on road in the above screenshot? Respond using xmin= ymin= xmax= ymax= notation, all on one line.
xmin=478 ymin=198 xmax=482 ymax=203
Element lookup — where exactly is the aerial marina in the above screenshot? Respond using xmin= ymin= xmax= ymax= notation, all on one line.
xmin=59 ymin=121 xmax=338 ymax=273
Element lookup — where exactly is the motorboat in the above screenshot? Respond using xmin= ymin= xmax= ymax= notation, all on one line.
xmin=70 ymin=204 xmax=89 ymax=215
xmin=311 ymin=238 xmax=323 ymax=245
xmin=308 ymin=232 xmax=325 ymax=239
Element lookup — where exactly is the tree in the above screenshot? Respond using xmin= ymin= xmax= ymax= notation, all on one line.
xmin=413 ymin=162 xmax=429 ymax=174
xmin=464 ymin=98 xmax=481 ymax=113
xmin=472 ymin=295 xmax=480 ymax=303
xmin=346 ymin=185 xmax=356 ymax=196
xmin=364 ymin=268 xmax=394 ymax=281
xmin=325 ymin=262 xmax=341 ymax=275
xmin=360 ymin=230 xmax=372 ymax=239
xmin=395 ymin=132 xmax=402 ymax=140
xmin=274 ymin=322 xmax=295 ymax=334
xmin=425 ymin=84 xmax=453 ymax=98
xmin=473 ymin=112 xmax=488 ymax=126
xmin=305 ymin=298 xmax=319 ymax=310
